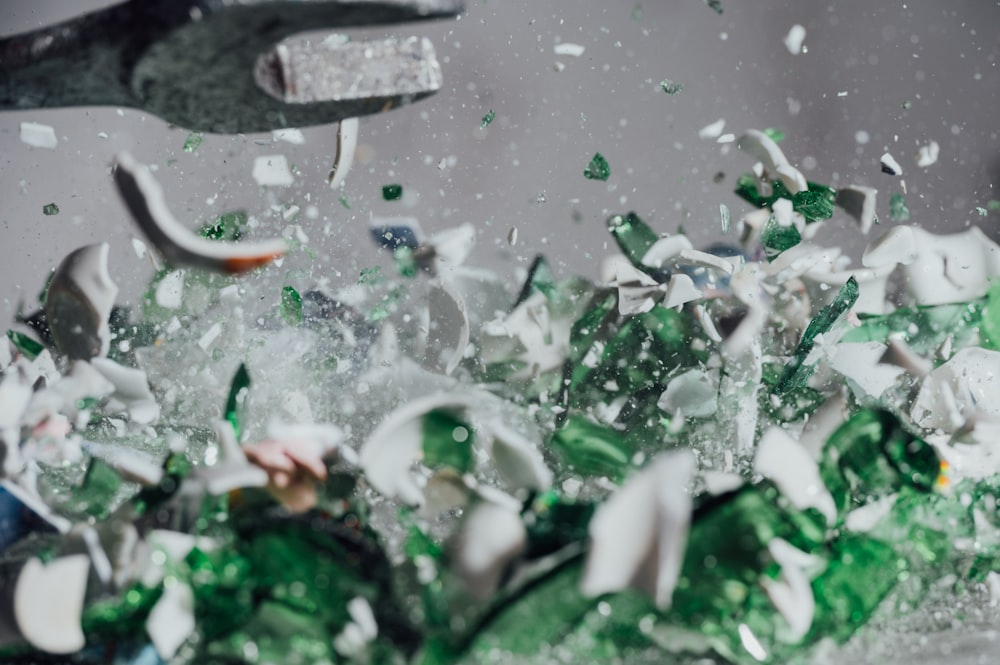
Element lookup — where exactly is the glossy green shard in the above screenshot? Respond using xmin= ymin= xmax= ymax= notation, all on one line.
xmin=607 ymin=211 xmax=659 ymax=268
xmin=200 ymin=210 xmax=248 ymax=240
xmin=73 ymin=458 xmax=124 ymax=520
xmin=775 ymin=276 xmax=859 ymax=393
xmin=980 ymin=282 xmax=1000 ymax=351
xmin=42 ymin=202 xmax=59 ymax=215
xmin=225 ymin=363 xmax=251 ymax=439
xmin=761 ymin=216 xmax=802 ymax=261
xmin=568 ymin=292 xmax=618 ymax=372
xmin=183 ymin=131 xmax=203 ymax=153
xmin=339 ymin=193 xmax=351 ymax=209
xmin=368 ymin=286 xmax=406 ymax=322
xmin=584 ymin=153 xmax=611 ymax=181
xmin=280 ymin=285 xmax=303 ymax=326
xmin=522 ymin=492 xmax=595 ymax=558
xmin=976 ymin=206 xmax=989 ymax=217
xmin=889 ymin=192 xmax=910 ymax=221
xmin=791 ymin=184 xmax=836 ymax=222
xmin=481 ymin=109 xmax=495 ymax=128
xmin=516 ymin=255 xmax=558 ymax=304
xmin=660 ymin=79 xmax=684 ymax=95
xmin=842 ymin=299 xmax=983 ymax=355
xmin=762 ymin=128 xmax=785 ymax=143
xmin=383 ymin=184 xmax=404 ymax=201
xmin=422 ymin=408 xmax=475 ymax=473
xmin=82 ymin=583 xmax=164 ymax=638
xmin=550 ymin=414 xmax=630 ymax=478
xmin=6 ymin=329 xmax=43 ymax=359
xmin=394 ymin=246 xmax=418 ymax=278
xmin=988 ymin=200 xmax=1000 ymax=212
xmin=735 ymin=175 xmax=837 ymax=223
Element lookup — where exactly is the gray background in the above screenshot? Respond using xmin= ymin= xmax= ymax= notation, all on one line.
xmin=2 ymin=1 xmax=1000 ymax=663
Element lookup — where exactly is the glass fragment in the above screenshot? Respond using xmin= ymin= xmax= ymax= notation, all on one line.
xmin=584 ymin=153 xmax=611 ymax=181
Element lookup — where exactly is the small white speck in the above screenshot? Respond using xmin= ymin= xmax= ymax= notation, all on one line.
xmin=784 ymin=24 xmax=807 ymax=55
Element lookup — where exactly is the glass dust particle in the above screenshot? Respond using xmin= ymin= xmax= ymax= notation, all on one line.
xmin=976 ymin=207 xmax=988 ymax=217
xmin=660 ymin=79 xmax=684 ymax=96
xmin=584 ymin=153 xmax=611 ymax=181
xmin=280 ymin=286 xmax=303 ymax=326
xmin=889 ymin=193 xmax=910 ymax=222
xmin=382 ymin=184 xmax=403 ymax=201
xmin=358 ymin=266 xmax=382 ymax=286
xmin=481 ymin=109 xmax=495 ymax=128
xmin=42 ymin=203 xmax=59 ymax=216
xmin=183 ymin=131 xmax=203 ymax=153
xmin=704 ymin=0 xmax=723 ymax=14
xmin=720 ymin=203 xmax=731 ymax=233
xmin=901 ymin=100 xmax=912 ymax=110
xmin=762 ymin=128 xmax=785 ymax=143
xmin=988 ymin=200 xmax=1000 ymax=212
xmin=631 ymin=3 xmax=644 ymax=20
xmin=338 ymin=194 xmax=351 ymax=209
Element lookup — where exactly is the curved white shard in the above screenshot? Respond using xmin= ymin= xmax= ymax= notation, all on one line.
xmin=738 ymin=129 xmax=807 ymax=194
xmin=45 ymin=243 xmax=118 ymax=361
xmin=916 ymin=141 xmax=940 ymax=168
xmin=485 ymin=423 xmax=552 ymax=492
xmin=912 ymin=347 xmax=1000 ymax=437
xmin=880 ymin=152 xmax=903 ymax=176
xmin=90 ymin=357 xmax=160 ymax=424
xmin=449 ymin=494 xmax=527 ymax=599
xmin=15 ymin=555 xmax=90 ymax=654
xmin=114 ymin=152 xmax=287 ymax=274
xmin=426 ymin=278 xmax=470 ymax=376
xmin=783 ymin=24 xmax=807 ymax=55
xmin=835 ymin=185 xmax=878 ymax=234
xmin=761 ymin=539 xmax=821 ymax=642
xmin=889 ymin=226 xmax=1000 ymax=305
xmin=658 ymin=369 xmax=718 ymax=418
xmin=328 ymin=117 xmax=359 ymax=190
xmin=861 ymin=225 xmax=917 ymax=268
xmin=146 ymin=582 xmax=195 ymax=660
xmin=582 ymin=450 xmax=695 ymax=609
xmin=754 ymin=427 xmax=837 ymax=525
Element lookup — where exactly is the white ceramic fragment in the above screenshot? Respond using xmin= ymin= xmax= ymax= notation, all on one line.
xmin=328 ymin=117 xmax=358 ymax=190
xmin=272 ymin=128 xmax=305 ymax=144
xmin=146 ymin=582 xmax=196 ymax=660
xmin=835 ymin=185 xmax=878 ymax=234
xmin=663 ymin=273 xmax=703 ymax=309
xmin=252 ymin=154 xmax=295 ymax=186
xmin=879 ymin=338 xmax=933 ymax=378
xmin=582 ymin=450 xmax=695 ymax=609
xmin=480 ymin=292 xmax=570 ymax=378
xmin=641 ymin=235 xmax=693 ymax=269
xmin=861 ymin=225 xmax=917 ymax=268
xmin=916 ymin=141 xmax=939 ymax=168
xmin=609 ymin=262 xmax=664 ymax=316
xmin=429 ymin=223 xmax=476 ymax=269
xmin=449 ymin=495 xmax=527 ymax=598
xmin=486 ymin=423 xmax=553 ymax=492
xmin=19 ymin=122 xmax=58 ymax=149
xmin=677 ymin=248 xmax=736 ymax=276
xmin=14 ymin=555 xmax=90 ymax=654
xmin=890 ymin=226 xmax=1000 ymax=305
xmin=154 ymin=270 xmax=185 ymax=309
xmin=761 ymin=538 xmax=820 ymax=641
xmin=115 ymin=152 xmax=287 ymax=274
xmin=198 ymin=422 xmax=268 ymax=496
xmin=90 ymin=357 xmax=160 ymax=424
xmin=426 ymin=278 xmax=470 ymax=375
xmin=783 ymin=24 xmax=807 ymax=55
xmin=754 ymin=427 xmax=837 ymax=525
xmin=829 ymin=342 xmax=905 ymax=401
xmin=658 ymin=369 xmax=718 ymax=418
xmin=880 ymin=152 xmax=903 ymax=176
xmin=738 ymin=129 xmax=808 ymax=194
xmin=334 ymin=597 xmax=379 ymax=657
xmin=553 ymin=42 xmax=585 ymax=56
xmin=698 ymin=118 xmax=726 ymax=140
xmin=911 ymin=347 xmax=1000 ymax=435
xmin=45 ymin=243 xmax=118 ymax=360
xmin=844 ymin=494 xmax=897 ymax=532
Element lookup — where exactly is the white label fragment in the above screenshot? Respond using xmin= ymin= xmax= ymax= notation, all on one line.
xmin=916 ymin=141 xmax=939 ymax=168
xmin=783 ymin=25 xmax=807 ymax=55
xmin=553 ymin=42 xmax=585 ymax=57
xmin=252 ymin=155 xmax=295 ymax=186
xmin=880 ymin=152 xmax=903 ymax=176
xmin=698 ymin=118 xmax=726 ymax=140
xmin=19 ymin=122 xmax=58 ymax=149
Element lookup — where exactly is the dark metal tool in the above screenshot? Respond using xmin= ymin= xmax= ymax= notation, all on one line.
xmin=0 ymin=0 xmax=462 ymax=134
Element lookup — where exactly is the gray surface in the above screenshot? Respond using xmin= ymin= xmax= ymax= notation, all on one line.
xmin=1 ymin=1 xmax=1000 ymax=663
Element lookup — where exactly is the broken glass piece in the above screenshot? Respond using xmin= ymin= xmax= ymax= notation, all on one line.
xmin=754 ymin=427 xmax=836 ymax=525
xmin=761 ymin=216 xmax=802 ymax=261
xmin=224 ymin=363 xmax=251 ymax=439
xmin=90 ymin=357 xmax=160 ymax=424
xmin=738 ymin=129 xmax=807 ymax=194
xmin=762 ymin=128 xmax=785 ymax=143
xmin=19 ymin=121 xmax=58 ymax=149
xmin=776 ymin=276 xmax=858 ymax=393
xmin=880 ymin=152 xmax=903 ymax=176
xmin=70 ymin=459 xmax=123 ymax=520
xmin=6 ymin=330 xmax=42 ymax=359
xmin=607 ymin=212 xmax=659 ymax=268
xmin=382 ymin=184 xmax=404 ymax=201
xmin=791 ymin=184 xmax=836 ymax=222
xmin=835 ymin=185 xmax=878 ymax=234
xmin=41 ymin=203 xmax=59 ymax=216
xmin=704 ymin=0 xmax=723 ymax=14
xmin=200 ymin=211 xmax=248 ymax=241
xmin=584 ymin=153 xmax=611 ymax=181
xmin=720 ymin=203 xmax=730 ymax=233
xmin=889 ymin=192 xmax=910 ymax=221
xmin=182 ymin=131 xmax=202 ymax=153
xmin=280 ymin=285 xmax=303 ymax=326
xmin=660 ymin=79 xmax=684 ymax=95
xmin=339 ymin=194 xmax=351 ymax=209
xmin=550 ymin=415 xmax=630 ymax=478
xmin=481 ymin=109 xmax=495 ymax=128
xmin=45 ymin=243 xmax=118 ymax=360
xmin=657 ymin=368 xmax=717 ymax=418
xmin=328 ymin=117 xmax=358 ymax=190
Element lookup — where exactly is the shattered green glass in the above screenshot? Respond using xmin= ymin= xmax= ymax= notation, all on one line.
xmin=183 ymin=131 xmax=203 ymax=153
xmin=6 ymin=329 xmax=43 ymax=359
xmin=659 ymin=79 xmax=684 ymax=95
xmin=422 ymin=409 xmax=475 ymax=473
xmin=734 ymin=174 xmax=837 ymax=223
xmin=481 ymin=109 xmax=495 ymax=128
xmin=842 ymin=299 xmax=983 ymax=356
xmin=889 ymin=192 xmax=910 ymax=222
xmin=550 ymin=414 xmax=631 ymax=478
xmin=383 ymin=184 xmax=404 ymax=201
xmin=607 ymin=212 xmax=659 ymax=268
xmin=280 ymin=285 xmax=303 ymax=326
xmin=762 ymin=128 xmax=785 ymax=143
xmin=70 ymin=458 xmax=124 ymax=520
xmin=42 ymin=202 xmax=59 ymax=215
xmin=760 ymin=216 xmax=802 ymax=261
xmin=225 ymin=363 xmax=251 ymax=439
xmin=584 ymin=153 xmax=611 ymax=181
xmin=200 ymin=210 xmax=248 ymax=241
xmin=704 ymin=0 xmax=724 ymax=14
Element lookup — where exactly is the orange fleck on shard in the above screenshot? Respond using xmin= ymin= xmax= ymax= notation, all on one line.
xmin=223 ymin=252 xmax=284 ymax=274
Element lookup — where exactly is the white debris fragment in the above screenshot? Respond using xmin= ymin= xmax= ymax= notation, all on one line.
xmin=197 ymin=322 xmax=223 ymax=352
xmin=717 ymin=133 xmax=736 ymax=143
xmin=880 ymin=152 xmax=903 ymax=176
xmin=14 ymin=555 xmax=90 ymax=653
xmin=328 ymin=117 xmax=358 ymax=190
xmin=658 ymin=369 xmax=718 ymax=418
xmin=755 ymin=427 xmax=837 ymax=525
xmin=738 ymin=129 xmax=808 ymax=194
xmin=131 ymin=237 xmax=148 ymax=259
xmin=19 ymin=122 xmax=58 ymax=149
xmin=783 ymin=24 xmax=807 ymax=55
xmin=271 ymin=128 xmax=305 ymax=144
xmin=507 ymin=227 xmax=518 ymax=246
xmin=154 ymin=270 xmax=185 ymax=309
xmin=252 ymin=155 xmax=295 ymax=186
xmin=698 ymin=118 xmax=726 ymax=140
xmin=146 ymin=582 xmax=196 ymax=660
xmin=553 ymin=42 xmax=585 ymax=57
xmin=835 ymin=185 xmax=878 ymax=234
xmin=916 ymin=140 xmax=940 ymax=168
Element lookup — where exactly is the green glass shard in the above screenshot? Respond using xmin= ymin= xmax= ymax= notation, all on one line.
xmin=607 ymin=211 xmax=659 ymax=268
xmin=980 ymin=282 xmax=1000 ymax=351
xmin=568 ymin=292 xmax=618 ymax=373
xmin=550 ymin=415 xmax=630 ymax=478
xmin=515 ymin=255 xmax=558 ymax=305
xmin=842 ymin=299 xmax=983 ymax=355
xmin=976 ymin=206 xmax=988 ymax=217
xmin=761 ymin=216 xmax=802 ymax=261
xmin=889 ymin=192 xmax=910 ymax=222
xmin=200 ymin=210 xmax=248 ymax=241
xmin=280 ymin=286 xmax=303 ymax=326
xmin=901 ymin=100 xmax=912 ymax=109
xmin=422 ymin=408 xmax=475 ymax=473
xmin=339 ymin=193 xmax=351 ymax=209
xmin=382 ymin=184 xmax=404 ymax=201
xmin=791 ymin=184 xmax=836 ymax=222
xmin=989 ymin=200 xmax=1000 ymax=212
xmin=704 ymin=0 xmax=723 ymax=14
xmin=183 ymin=131 xmax=203 ymax=153
xmin=6 ymin=329 xmax=43 ymax=359
xmin=819 ymin=410 xmax=940 ymax=519
xmin=522 ymin=492 xmax=595 ymax=559
xmin=132 ymin=451 xmax=193 ymax=515
xmin=659 ymin=79 xmax=684 ymax=95
xmin=775 ymin=276 xmax=858 ymax=394
xmin=359 ymin=266 xmax=383 ymax=286
xmin=394 ymin=246 xmax=418 ymax=278
xmin=225 ymin=363 xmax=251 ymax=439
xmin=762 ymin=128 xmax=785 ymax=143
xmin=42 ymin=202 xmax=59 ymax=216
xmin=720 ymin=203 xmax=730 ymax=233
xmin=82 ymin=583 xmax=163 ymax=638
xmin=584 ymin=153 xmax=611 ymax=181
xmin=481 ymin=109 xmax=495 ymax=128
xmin=368 ymin=286 xmax=406 ymax=322
xmin=73 ymin=458 xmax=124 ymax=520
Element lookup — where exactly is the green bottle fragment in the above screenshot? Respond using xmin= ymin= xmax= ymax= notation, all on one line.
xmin=819 ymin=410 xmax=940 ymax=519
xmin=988 ymin=199 xmax=1000 ymax=212
xmin=976 ymin=206 xmax=988 ymax=217
xmin=481 ymin=109 xmax=495 ymax=128
xmin=6 ymin=329 xmax=43 ymax=359
xmin=522 ymin=492 xmax=595 ymax=559
xmin=339 ymin=193 xmax=351 ymax=209
xmin=72 ymin=459 xmax=124 ymax=520
xmin=42 ymin=203 xmax=59 ymax=215
xmin=659 ymin=79 xmax=684 ymax=95
xmin=631 ymin=3 xmax=644 ymax=21
xmin=382 ymin=184 xmax=404 ymax=201
xmin=394 ymin=246 xmax=418 ymax=278
xmin=607 ymin=211 xmax=659 ymax=268
xmin=550 ymin=414 xmax=630 ymax=478
xmin=775 ymin=276 xmax=858 ymax=393
xmin=889 ymin=192 xmax=910 ymax=221
xmin=280 ymin=285 xmax=303 ymax=326
xmin=183 ymin=131 xmax=203 ymax=153
xmin=568 ymin=292 xmax=618 ymax=371
xmin=791 ymin=184 xmax=836 ymax=222
xmin=515 ymin=255 xmax=558 ymax=305
xmin=359 ymin=266 xmax=383 ymax=285
xmin=81 ymin=583 xmax=164 ymax=638
xmin=980 ymin=282 xmax=1000 ymax=351
xmin=842 ymin=299 xmax=984 ymax=355
xmin=422 ymin=408 xmax=475 ymax=473
xmin=760 ymin=216 xmax=802 ymax=261
xmin=200 ymin=210 xmax=248 ymax=240
xmin=584 ymin=153 xmax=611 ymax=181
xmin=224 ymin=363 xmax=251 ymax=439
xmin=762 ymin=128 xmax=785 ymax=143
xmin=704 ymin=0 xmax=724 ymax=14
